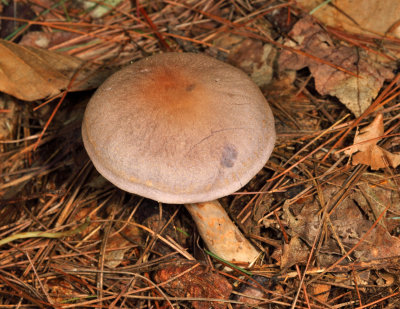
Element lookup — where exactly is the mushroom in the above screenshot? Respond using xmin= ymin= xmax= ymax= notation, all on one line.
xmin=82 ymin=53 xmax=275 ymax=264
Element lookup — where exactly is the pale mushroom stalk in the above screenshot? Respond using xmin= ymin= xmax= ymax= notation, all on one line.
xmin=82 ymin=52 xmax=275 ymax=265
xmin=185 ymin=201 xmax=259 ymax=262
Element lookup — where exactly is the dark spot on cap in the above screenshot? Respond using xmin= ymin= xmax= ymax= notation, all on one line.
xmin=186 ymin=84 xmax=196 ymax=92
xmin=220 ymin=144 xmax=238 ymax=168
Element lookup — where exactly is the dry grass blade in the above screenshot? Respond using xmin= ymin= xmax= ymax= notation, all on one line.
xmin=0 ymin=218 xmax=90 ymax=247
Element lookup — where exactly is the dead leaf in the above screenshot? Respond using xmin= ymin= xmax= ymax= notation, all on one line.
xmin=0 ymin=39 xmax=115 ymax=101
xmin=311 ymin=283 xmax=330 ymax=303
xmin=154 ymin=260 xmax=232 ymax=309
xmin=279 ymin=17 xmax=394 ymax=116
xmin=213 ymin=34 xmax=276 ymax=87
xmin=355 ymin=176 xmax=400 ymax=233
xmin=283 ymin=175 xmax=400 ymax=268
xmin=344 ymin=114 xmax=400 ymax=169
xmin=296 ymin=0 xmax=400 ymax=38
xmin=104 ymin=225 xmax=141 ymax=268
xmin=0 ymin=39 xmax=82 ymax=101
xmin=281 ymin=236 xmax=309 ymax=269
xmin=376 ymin=271 xmax=396 ymax=286
xmin=227 ymin=38 xmax=276 ymax=88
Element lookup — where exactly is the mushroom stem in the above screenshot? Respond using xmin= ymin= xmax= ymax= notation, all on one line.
xmin=185 ymin=201 xmax=259 ymax=264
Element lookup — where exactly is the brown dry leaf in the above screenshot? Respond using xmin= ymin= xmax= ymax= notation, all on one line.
xmin=104 ymin=225 xmax=141 ymax=268
xmin=355 ymin=176 xmax=400 ymax=233
xmin=281 ymin=236 xmax=309 ymax=269
xmin=213 ymin=34 xmax=276 ymax=87
xmin=0 ymin=39 xmax=113 ymax=101
xmin=279 ymin=17 xmax=394 ymax=116
xmin=344 ymin=114 xmax=400 ymax=169
xmin=154 ymin=260 xmax=232 ymax=309
xmin=377 ymin=271 xmax=396 ymax=286
xmin=296 ymin=0 xmax=400 ymax=38
xmin=283 ymin=175 xmax=400 ymax=268
xmin=311 ymin=283 xmax=330 ymax=303
xmin=0 ymin=39 xmax=82 ymax=101
xmin=227 ymin=38 xmax=276 ymax=88
xmin=270 ymin=246 xmax=282 ymax=266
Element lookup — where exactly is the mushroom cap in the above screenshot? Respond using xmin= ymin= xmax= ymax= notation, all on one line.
xmin=82 ymin=53 xmax=275 ymax=204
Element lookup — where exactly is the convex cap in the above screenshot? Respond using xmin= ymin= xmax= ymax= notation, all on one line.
xmin=82 ymin=52 xmax=275 ymax=203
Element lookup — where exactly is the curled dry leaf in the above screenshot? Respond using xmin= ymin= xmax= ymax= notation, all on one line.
xmin=344 ymin=114 xmax=400 ymax=169
xmin=279 ymin=17 xmax=394 ymax=116
xmin=0 ymin=39 xmax=81 ymax=101
xmin=0 ymin=39 xmax=114 ymax=101
xmin=154 ymin=260 xmax=232 ymax=309
xmin=296 ymin=0 xmax=400 ymax=38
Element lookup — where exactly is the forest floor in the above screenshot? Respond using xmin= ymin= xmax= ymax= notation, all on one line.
xmin=1 ymin=0 xmax=400 ymax=308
